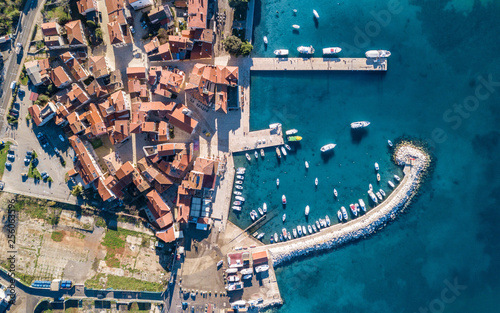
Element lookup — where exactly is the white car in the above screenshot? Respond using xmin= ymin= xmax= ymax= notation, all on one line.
xmin=59 ymin=135 xmax=65 ymax=142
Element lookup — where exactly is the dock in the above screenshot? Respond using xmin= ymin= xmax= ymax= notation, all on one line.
xmin=229 ymin=124 xmax=284 ymax=153
xmin=250 ymin=57 xmax=387 ymax=71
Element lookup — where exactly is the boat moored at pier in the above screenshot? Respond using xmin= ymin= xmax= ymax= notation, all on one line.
xmin=274 ymin=49 xmax=289 ymax=56
xmin=323 ymin=47 xmax=341 ymax=54
xmin=297 ymin=45 xmax=315 ymax=54
xmin=365 ymin=50 xmax=391 ymax=58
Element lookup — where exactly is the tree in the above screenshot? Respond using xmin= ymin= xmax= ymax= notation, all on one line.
xmin=86 ymin=20 xmax=97 ymax=30
xmin=157 ymin=28 xmax=169 ymax=44
xmin=95 ymin=28 xmax=103 ymax=43
xmin=239 ymin=41 xmax=253 ymax=56
xmin=71 ymin=184 xmax=84 ymax=196
xmin=223 ymin=36 xmax=242 ymax=55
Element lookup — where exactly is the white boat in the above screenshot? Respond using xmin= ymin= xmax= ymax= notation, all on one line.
xmin=322 ymin=47 xmax=341 ymax=54
xmin=305 ymin=205 xmax=310 ymax=216
xmin=255 ymin=264 xmax=269 ymax=273
xmin=236 ymin=175 xmax=244 ymax=180
xmin=325 ymin=215 xmax=330 ymax=226
xmin=394 ymin=175 xmax=401 ymax=182
xmin=282 ymin=228 xmax=287 ymax=238
xmin=305 ymin=161 xmax=309 ymax=168
xmin=388 ymin=180 xmax=395 ymax=188
xmin=274 ymin=233 xmax=278 ymax=242
xmin=368 ymin=190 xmax=378 ymax=203
xmin=320 ymin=143 xmax=336 ymax=152
xmin=355 ymin=203 xmax=360 ymax=214
xmin=235 ymin=180 xmax=243 ymax=185
xmin=283 ymin=213 xmax=286 ymax=222
xmin=297 ymin=45 xmax=314 ymax=54
xmin=258 ymin=207 xmax=264 ymax=215
xmin=233 ymin=201 xmax=242 ymax=206
xmin=260 ymin=149 xmax=265 ymax=157
xmin=315 ymin=178 xmax=318 ymax=186
xmin=257 ymin=232 xmax=264 ymax=239
xmin=376 ymin=192 xmax=383 ymax=201
xmin=297 ymin=225 xmax=302 ymax=236
xmin=365 ymin=50 xmax=391 ymax=58
xmin=274 ymin=49 xmax=289 ymax=56
xmin=377 ymin=173 xmax=381 ymax=182
xmin=241 ymin=268 xmax=253 ymax=276
xmin=282 ymin=195 xmax=287 ymax=204
xmin=235 ymin=185 xmax=243 ymax=190
xmin=388 ymin=140 xmax=393 ymax=147
xmin=350 ymin=121 xmax=370 ymax=129
xmin=379 ymin=189 xmax=386 ymax=197
xmin=250 ymin=212 xmax=256 ymax=221
xmin=228 ymin=275 xmax=240 ymax=282
xmin=236 ymin=167 xmax=246 ymax=174
xmin=307 ymin=225 xmax=312 ymax=234
xmin=358 ymin=199 xmax=366 ymax=212
xmin=293 ymin=229 xmax=297 ymax=238
xmin=302 ymin=225 xmax=307 ymax=235
xmin=269 ymin=123 xmax=281 ymax=129
xmin=369 ymin=183 xmax=373 ymax=190
xmin=315 ymin=220 xmax=321 ymax=229
xmin=284 ymin=144 xmax=291 ymax=151
xmin=292 ymin=25 xmax=300 ymax=29
xmin=350 ymin=204 xmax=358 ymax=217
xmin=313 ymin=9 xmax=319 ymax=18
xmin=232 ymin=206 xmax=241 ymax=211
xmin=319 ymin=219 xmax=326 ymax=228
xmin=263 ymin=36 xmax=268 ymax=44
xmin=263 ymin=203 xmax=267 ymax=213
xmin=226 ymin=282 xmax=243 ymax=291
xmin=337 ymin=210 xmax=343 ymax=221
xmin=254 ymin=151 xmax=259 ymax=159
xmin=235 ymin=196 xmax=245 ymax=201
xmin=375 ymin=162 xmax=379 ymax=171
xmin=341 ymin=206 xmax=348 ymax=220
xmin=242 ymin=274 xmax=252 ymax=280
xmin=276 ymin=147 xmax=281 ymax=158
xmin=312 ymin=224 xmax=317 ymax=232
xmin=334 ymin=189 xmax=338 ymax=197
xmin=226 ymin=268 xmax=238 ymax=274
xmin=293 ymin=9 xmax=297 ymax=13
xmin=286 ymin=129 xmax=298 ymax=135
xmin=245 ymin=153 xmax=251 ymax=161
xmin=281 ymin=146 xmax=287 ymax=156
xmin=276 ymin=178 xmax=280 ymax=186
xmin=288 ymin=232 xmax=292 ymax=240
xmin=233 ymin=191 xmax=242 ymax=196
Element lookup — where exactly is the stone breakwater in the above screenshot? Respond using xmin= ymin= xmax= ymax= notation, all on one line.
xmin=266 ymin=143 xmax=431 ymax=267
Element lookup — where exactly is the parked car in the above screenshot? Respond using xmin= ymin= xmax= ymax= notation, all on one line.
xmin=26 ymin=151 xmax=32 ymax=156
xmin=10 ymin=81 xmax=16 ymax=91
xmin=7 ymin=154 xmax=14 ymax=161
xmin=24 ymin=158 xmax=30 ymax=164
xmin=54 ymin=147 xmax=60 ymax=156
xmin=129 ymin=25 xmax=135 ymax=34
xmin=59 ymin=135 xmax=65 ymax=142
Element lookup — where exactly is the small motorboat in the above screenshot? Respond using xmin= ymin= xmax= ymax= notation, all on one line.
xmin=282 ymin=195 xmax=287 ymax=204
xmin=337 ymin=210 xmax=343 ymax=221
xmin=305 ymin=205 xmax=310 ymax=216
xmin=320 ymin=144 xmax=336 ymax=152
xmin=293 ymin=229 xmax=297 ymax=238
xmin=315 ymin=178 xmax=318 ymax=186
xmin=319 ymin=219 xmax=326 ymax=228
xmin=379 ymin=189 xmax=386 ymax=197
xmin=241 ymin=268 xmax=253 ymax=275
xmin=251 ymin=210 xmax=258 ymax=219
xmin=323 ymin=47 xmax=342 ymax=54
xmin=377 ymin=173 xmax=381 ymax=182
xmin=236 ymin=175 xmax=244 ymax=180
xmin=341 ymin=206 xmax=348 ymax=220
xmin=305 ymin=161 xmax=309 ymax=169
xmin=312 ymin=224 xmax=317 ymax=232
xmin=263 ymin=203 xmax=267 ymax=213
xmin=250 ymin=212 xmax=256 ymax=221
xmin=394 ymin=175 xmax=401 ymax=182
xmin=302 ymin=225 xmax=307 ymax=235
xmin=354 ymin=203 xmax=360 ymax=214
xmin=375 ymin=162 xmax=379 ymax=171
xmin=282 ymin=228 xmax=287 ymax=238
xmin=334 ymin=189 xmax=338 ymax=197
xmin=232 ymin=206 xmax=241 ymax=211
xmin=269 ymin=123 xmax=281 ymax=129
xmin=288 ymin=232 xmax=292 ymax=240
xmin=235 ymin=185 xmax=243 ymax=190
xmin=350 ymin=204 xmax=358 ymax=217
xmin=297 ymin=45 xmax=315 ymax=54
xmin=325 ymin=215 xmax=330 ymax=226
xmin=235 ymin=196 xmax=245 ymax=201
xmin=365 ymin=50 xmax=391 ymax=58
xmin=351 ymin=121 xmax=370 ymax=129
xmin=308 ymin=225 xmax=313 ymax=234
xmin=274 ymin=233 xmax=278 ymax=242
xmin=274 ymin=49 xmax=289 ymax=56
xmin=388 ymin=140 xmax=393 ymax=147
xmin=359 ymin=199 xmax=366 ymax=212
xmin=284 ymin=144 xmax=291 ymax=151
xmin=226 ymin=268 xmax=238 ymax=274
xmin=283 ymin=213 xmax=286 ymax=222
xmin=236 ymin=167 xmax=246 ymax=174
xmin=263 ymin=36 xmax=268 ymax=44
xmin=228 ymin=275 xmax=240 ymax=282
xmin=388 ymin=180 xmax=395 ymax=188
xmin=257 ymin=232 xmax=264 ymax=239
xmin=260 ymin=149 xmax=265 ymax=157
xmin=242 ymin=274 xmax=252 ymax=280
xmin=286 ymin=129 xmax=298 ymax=135
xmin=270 ymin=236 xmax=274 ymax=244
xmin=368 ymin=190 xmax=378 ymax=203
xmin=276 ymin=178 xmax=280 ymax=186
xmin=297 ymin=226 xmax=302 ymax=236
xmin=233 ymin=201 xmax=242 ymax=206
xmin=235 ymin=180 xmax=243 ymax=185
xmin=376 ymin=192 xmax=383 ymax=201
xmin=315 ymin=220 xmax=321 ymax=229
xmin=233 ymin=191 xmax=242 ymax=196
xmin=281 ymin=146 xmax=287 ymax=156
xmin=287 ymin=136 xmax=302 ymax=142
xmin=313 ymin=9 xmax=319 ymax=18
xmin=254 ymin=151 xmax=259 ymax=159
xmin=245 ymin=153 xmax=251 ymax=161
xmin=279 ymin=234 xmax=283 ymax=242
xmin=292 ymin=25 xmax=300 ymax=29
xmin=258 ymin=207 xmax=264 ymax=215
xmin=369 ymin=183 xmax=373 ymax=190
xmin=276 ymin=147 xmax=281 ymax=158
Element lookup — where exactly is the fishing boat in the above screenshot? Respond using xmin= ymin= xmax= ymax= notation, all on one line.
xmin=258 ymin=207 xmax=264 ymax=215
xmin=282 ymin=195 xmax=287 ymax=204
xmin=292 ymin=25 xmax=300 ymax=29
xmin=242 ymin=274 xmax=252 ymax=280
xmin=322 ymin=47 xmax=341 ymax=54
xmin=368 ymin=190 xmax=378 ymax=203
xmin=235 ymin=180 xmax=243 ymax=185
xmin=388 ymin=140 xmax=393 ymax=147
xmin=226 ymin=268 xmax=238 ymax=274
xmin=341 ymin=206 xmax=348 ymax=220
xmin=375 ymin=162 xmax=379 ymax=171
xmin=305 ymin=161 xmax=309 ymax=168
xmin=377 ymin=173 xmax=381 ymax=182
xmin=284 ymin=144 xmax=291 ymax=151
xmin=276 ymin=178 xmax=280 ymax=186
xmin=325 ymin=215 xmax=330 ymax=226
xmin=260 ymin=149 xmax=265 ymax=157
xmin=257 ymin=232 xmax=265 ymax=239
xmin=245 ymin=153 xmax=251 ymax=161
xmin=379 ymin=189 xmax=386 ymax=197
xmin=235 ymin=196 xmax=245 ymax=201
xmin=255 ymin=265 xmax=269 ymax=273
xmin=350 ymin=121 xmax=370 ymax=129
xmin=282 ymin=228 xmax=287 ymax=238
xmin=233 ymin=191 xmax=242 ymax=196
xmin=315 ymin=220 xmax=321 ymax=229
xmin=281 ymin=146 xmax=287 ymax=156
xmin=293 ymin=229 xmax=297 ymax=238
xmin=287 ymin=136 xmax=302 ymax=142
xmin=236 ymin=167 xmax=246 ymax=174
xmin=276 ymin=147 xmax=281 ymax=158
xmin=334 ymin=189 xmax=338 ymax=197
xmin=315 ymin=178 xmax=318 ymax=186
xmin=269 ymin=123 xmax=281 ymax=129
xmin=254 ymin=151 xmax=258 ymax=159
xmin=274 ymin=233 xmax=278 ymax=242
xmin=236 ymin=175 xmax=244 ymax=180
xmin=312 ymin=224 xmax=317 ymax=232
xmin=297 ymin=226 xmax=302 ymax=236
xmin=263 ymin=36 xmax=268 ymax=44
xmin=320 ymin=143 xmax=336 ymax=152
xmin=365 ymin=50 xmax=391 ymax=58
xmin=274 ymin=49 xmax=289 ymax=56
xmin=235 ymin=185 xmax=243 ymax=190
xmin=263 ymin=203 xmax=267 ymax=213
xmin=394 ymin=175 xmax=401 ymax=182
xmin=337 ymin=210 xmax=343 ymax=221
xmin=232 ymin=206 xmax=241 ymax=211
xmin=350 ymin=204 xmax=358 ymax=217
xmin=233 ymin=201 xmax=242 ymax=206
xmin=302 ymin=225 xmax=307 ymax=235
xmin=286 ymin=129 xmax=298 ymax=135
xmin=305 ymin=205 xmax=310 ymax=216
xmin=226 ymin=282 xmax=243 ymax=291
xmin=313 ymin=9 xmax=319 ymax=18
xmin=297 ymin=45 xmax=315 ymax=54
xmin=376 ymin=192 xmax=383 ymax=201
xmin=358 ymin=199 xmax=366 ymax=212
xmin=388 ymin=181 xmax=395 ymax=188
xmin=282 ymin=213 xmax=286 ymax=222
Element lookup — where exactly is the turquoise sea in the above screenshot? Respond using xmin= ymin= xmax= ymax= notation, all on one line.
xmin=229 ymin=0 xmax=500 ymax=312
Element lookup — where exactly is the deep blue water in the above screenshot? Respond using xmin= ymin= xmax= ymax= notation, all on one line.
xmin=229 ymin=0 xmax=500 ymax=312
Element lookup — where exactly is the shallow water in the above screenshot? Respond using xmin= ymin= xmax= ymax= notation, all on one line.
xmin=229 ymin=0 xmax=500 ymax=311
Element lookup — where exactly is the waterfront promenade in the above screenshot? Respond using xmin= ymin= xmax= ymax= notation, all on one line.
xmin=250 ymin=57 xmax=388 ymax=71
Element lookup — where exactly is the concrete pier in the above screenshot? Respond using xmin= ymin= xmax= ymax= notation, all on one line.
xmin=229 ymin=124 xmax=284 ymax=153
xmin=251 ymin=57 xmax=387 ymax=71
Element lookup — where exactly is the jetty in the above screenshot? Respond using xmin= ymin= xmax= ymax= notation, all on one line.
xmin=250 ymin=57 xmax=387 ymax=71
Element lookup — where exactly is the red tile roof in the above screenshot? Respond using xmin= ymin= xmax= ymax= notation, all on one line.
xmin=156 ymin=226 xmax=176 ymax=243
xmin=69 ymin=135 xmax=102 ymax=185
xmin=187 ymin=0 xmax=208 ymax=29
xmin=41 ymin=22 xmax=59 ymax=36
xmin=164 ymin=104 xmax=198 ymax=134
xmin=49 ymin=66 xmax=71 ymax=87
xmin=65 ymin=20 xmax=86 ymax=46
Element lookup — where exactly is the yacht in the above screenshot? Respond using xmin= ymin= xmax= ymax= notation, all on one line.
xmin=312 ymin=224 xmax=317 ymax=232
xmin=233 ymin=191 xmax=242 ymax=196
xmin=379 ymin=189 xmax=386 ymax=197
xmin=297 ymin=226 xmax=302 ymax=236
xmin=276 ymin=178 xmax=280 ymax=186
xmin=292 ymin=25 xmax=300 ymax=29
xmin=283 ymin=213 xmax=286 ymax=222
xmin=313 ymin=9 xmax=319 ymax=18
xmin=255 ymin=265 xmax=269 ymax=273
xmin=235 ymin=196 xmax=245 ymax=201
xmin=282 ymin=195 xmax=287 ymax=204
xmin=260 ymin=149 xmax=265 ymax=157
xmin=232 ymin=206 xmax=241 ymax=211
xmin=293 ymin=228 xmax=297 ymax=238
xmin=235 ymin=185 xmax=243 ymax=190
xmin=240 ymin=268 xmax=253 ymax=275
xmin=315 ymin=178 xmax=318 ymax=186
xmin=236 ymin=167 xmax=246 ymax=175
xmin=358 ymin=199 xmax=366 ymax=212
xmin=337 ymin=210 xmax=343 ymax=221
xmin=286 ymin=129 xmax=298 ymax=135
xmin=375 ymin=162 xmax=379 ymax=171
xmin=315 ymin=220 xmax=321 ymax=229
xmin=368 ymin=190 xmax=378 ymax=203
xmin=322 ymin=47 xmax=341 ymax=54
xmin=305 ymin=161 xmax=309 ymax=169
xmin=302 ymin=225 xmax=307 ymax=235
xmin=254 ymin=151 xmax=259 ymax=159
xmin=287 ymin=136 xmax=302 ymax=142
xmin=263 ymin=36 xmax=268 ymax=44
xmin=297 ymin=45 xmax=315 ymax=54
xmin=276 ymin=147 xmax=281 ymax=158
xmin=274 ymin=49 xmax=289 ymax=56
xmin=341 ymin=206 xmax=348 ymax=220
xmin=388 ymin=180 xmax=395 ymax=188
xmin=365 ymin=50 xmax=391 ymax=58
xmin=235 ymin=180 xmax=243 ymax=185
xmin=350 ymin=204 xmax=358 ymax=217
xmin=320 ymin=143 xmax=336 ymax=152
xmin=258 ymin=207 xmax=264 ymax=215
xmin=281 ymin=146 xmax=287 ymax=156
xmin=236 ymin=175 xmax=244 ymax=180
xmin=245 ymin=153 xmax=251 ymax=161
xmin=350 ymin=121 xmax=370 ymax=129
xmin=269 ymin=123 xmax=281 ymax=129
xmin=305 ymin=205 xmax=310 ymax=216
xmin=284 ymin=144 xmax=291 ymax=151
xmin=388 ymin=140 xmax=393 ymax=147
xmin=376 ymin=191 xmax=383 ymax=201
xmin=394 ymin=175 xmax=401 ymax=182
xmin=334 ymin=189 xmax=338 ymax=198
xmin=308 ymin=225 xmax=313 ymax=234
xmin=325 ymin=215 xmax=330 ymax=226
xmin=233 ymin=201 xmax=242 ymax=206
xmin=263 ymin=203 xmax=267 ymax=213
xmin=226 ymin=268 xmax=238 ymax=274
xmin=377 ymin=173 xmax=381 ymax=182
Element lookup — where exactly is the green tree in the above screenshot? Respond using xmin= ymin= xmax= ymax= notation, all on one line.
xmin=239 ymin=41 xmax=253 ymax=56
xmin=223 ymin=35 xmax=242 ymax=55
xmin=86 ymin=20 xmax=97 ymax=30
xmin=71 ymin=185 xmax=84 ymax=196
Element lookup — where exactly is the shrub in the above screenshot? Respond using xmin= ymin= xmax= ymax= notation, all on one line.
xmin=240 ymin=41 xmax=253 ymax=56
xmin=223 ymin=35 xmax=242 ymax=55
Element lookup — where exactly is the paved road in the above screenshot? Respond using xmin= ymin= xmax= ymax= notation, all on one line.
xmin=0 ymin=0 xmax=44 ymax=132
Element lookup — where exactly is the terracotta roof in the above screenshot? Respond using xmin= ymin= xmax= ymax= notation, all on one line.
xmin=168 ymin=35 xmax=191 ymax=54
xmin=187 ymin=0 xmax=208 ymax=29
xmin=109 ymin=90 xmax=129 ymax=113
xmin=69 ymin=135 xmax=102 ymax=185
xmin=86 ymin=79 xmax=107 ymax=98
xmin=252 ymin=251 xmax=268 ymax=265
xmin=67 ymin=111 xmax=86 ymax=134
xmin=193 ymin=28 xmax=214 ymax=43
xmin=138 ymin=101 xmax=176 ymax=112
xmin=126 ymin=67 xmax=146 ymax=79
xmin=77 ymin=0 xmax=97 ymax=14
xmin=156 ymin=226 xmax=176 ymax=243
xmin=190 ymin=41 xmax=213 ymax=60
xmin=62 ymin=52 xmax=88 ymax=81
xmin=86 ymin=103 xmax=107 ymax=136
xmin=67 ymin=84 xmax=90 ymax=106
xmin=176 ymin=193 xmax=191 ymax=224
xmin=65 ymin=20 xmax=86 ymax=46
xmin=49 ymin=66 xmax=71 ymax=87
xmin=146 ymin=190 xmax=173 ymax=229
xmin=95 ymin=176 xmax=116 ymax=201
xmin=28 ymin=105 xmax=42 ymax=126
xmin=105 ymin=0 xmax=124 ymax=14
xmin=108 ymin=119 xmax=130 ymax=145
xmin=164 ymin=104 xmax=198 ymax=134
xmin=116 ymin=161 xmax=134 ymax=181
xmin=88 ymin=56 xmax=109 ymax=78
xmin=144 ymin=37 xmax=160 ymax=54
xmin=132 ymin=169 xmax=150 ymax=192
xmin=41 ymin=22 xmax=59 ymax=36
xmin=156 ymin=43 xmax=172 ymax=61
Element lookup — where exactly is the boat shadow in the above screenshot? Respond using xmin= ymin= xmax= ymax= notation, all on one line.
xmin=313 ymin=17 xmax=319 ymax=28
xmin=320 ymin=150 xmax=335 ymax=162
xmin=350 ymin=128 xmax=368 ymax=144
xmin=292 ymin=29 xmax=299 ymax=35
